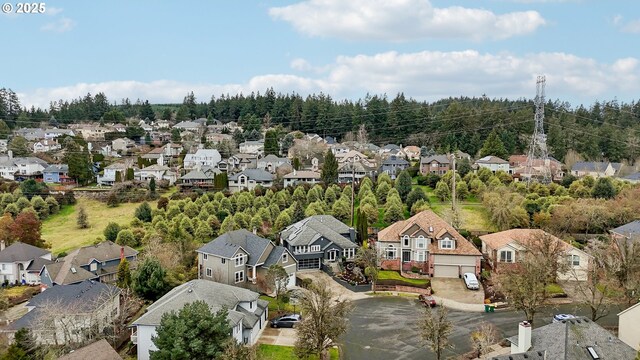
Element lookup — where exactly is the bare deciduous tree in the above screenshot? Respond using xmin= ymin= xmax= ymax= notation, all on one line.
xmin=355 ymin=245 xmax=379 ymax=293
xmin=294 ymin=280 xmax=353 ymax=360
xmin=419 ymin=305 xmax=453 ymax=360
xmin=497 ymin=258 xmax=548 ymax=325
xmin=469 ymin=322 xmax=499 ymax=358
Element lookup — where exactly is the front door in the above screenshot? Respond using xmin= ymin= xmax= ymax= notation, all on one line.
xmin=328 ymin=250 xmax=338 ymax=262
xmin=402 ymin=250 xmax=411 ymax=263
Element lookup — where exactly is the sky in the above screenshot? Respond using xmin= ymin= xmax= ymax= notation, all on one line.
xmin=1 ymin=0 xmax=639 ymax=109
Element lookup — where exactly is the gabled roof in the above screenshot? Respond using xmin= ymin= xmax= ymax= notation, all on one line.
xmin=180 ymin=168 xmax=219 ymax=180
xmin=610 ymin=220 xmax=640 ymax=238
xmin=622 ymin=172 xmax=640 ymax=181
xmin=0 ymin=242 xmax=50 ymax=263
xmin=140 ymin=164 xmax=170 ymax=171
xmin=43 ymin=262 xmax=98 ymax=285
xmin=382 ymin=156 xmax=409 ymax=166
xmin=283 ymin=170 xmax=321 ymax=179
xmin=420 ymin=155 xmax=450 ymax=164
xmin=197 ymin=229 xmax=271 ymax=265
xmin=263 ymin=246 xmax=287 ymax=267
xmin=9 ymin=280 xmax=119 ymax=330
xmin=475 ymin=156 xmax=508 ymax=164
xmin=383 ymin=144 xmax=400 ymax=150
xmin=13 ymin=157 xmax=48 ymax=166
xmin=338 ymin=160 xmax=376 ymax=172
xmin=571 ymin=161 xmax=610 ymax=172
xmin=479 ymin=229 xmax=579 ymax=253
xmin=378 ymin=211 xmax=481 ymax=256
xmin=43 ymin=164 xmax=68 ymax=173
xmin=281 ymin=215 xmax=356 ymax=249
xmin=501 ymin=317 xmax=635 ymax=360
xmin=133 ymin=279 xmax=259 ymax=326
xmin=229 ymin=169 xmax=274 ymax=182
xmin=173 ymin=121 xmax=200 ymax=128
xmin=58 ymin=339 xmax=122 ymax=360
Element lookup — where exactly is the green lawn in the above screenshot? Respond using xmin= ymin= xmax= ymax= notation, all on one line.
xmin=3 ymin=286 xmax=32 ymax=297
xmin=259 ymin=295 xmax=297 ymax=315
xmin=257 ymin=345 xmax=339 ymax=360
xmin=378 ymin=270 xmax=430 ymax=286
xmin=546 ymin=283 xmax=566 ymax=296
xmin=42 ymin=197 xmax=155 ymax=255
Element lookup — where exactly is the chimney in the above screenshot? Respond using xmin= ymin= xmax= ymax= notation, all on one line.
xmin=517 ymin=321 xmax=532 ymax=354
xmin=293 ymin=169 xmax=297 ymax=176
xmin=7 ymin=150 xmax=12 ymax=159
xmin=253 ymin=228 xmax=257 ymax=235
xmin=120 ymin=246 xmax=125 ymax=261
xmin=0 ymin=240 xmax=4 ymax=251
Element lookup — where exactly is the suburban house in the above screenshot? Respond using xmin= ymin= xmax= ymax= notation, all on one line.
xmin=330 ymin=144 xmax=350 ymax=156
xmin=97 ymin=162 xmax=130 ymax=185
xmin=6 ymin=280 xmax=120 ymax=346
xmin=257 ymin=154 xmax=291 ymax=173
xmin=403 ymin=146 xmax=421 ymax=161
xmin=228 ymin=169 xmax=274 ymax=192
xmin=14 ymin=157 xmax=48 ymax=179
xmin=0 ymin=140 xmax=7 ymax=153
xmin=172 ymin=120 xmax=202 ymax=132
xmin=141 ymin=147 xmax=164 ymax=161
xmin=162 ymin=143 xmax=184 ymax=157
xmin=132 ymin=280 xmax=268 ymax=360
xmin=377 ymin=210 xmax=482 ymax=277
xmin=280 ymin=215 xmax=357 ymax=270
xmin=179 ymin=166 xmax=220 ymax=189
xmin=196 ymin=229 xmax=297 ymax=289
xmin=618 ymin=302 xmax=640 ymax=350
xmin=32 ymin=139 xmax=61 ymax=153
xmin=227 ymin=153 xmax=258 ymax=172
xmin=135 ymin=164 xmax=178 ymax=185
xmin=509 ymin=155 xmax=564 ymax=181
xmin=58 ymin=339 xmax=122 ymax=360
xmin=40 ymin=241 xmax=137 ymax=287
xmin=0 ymin=242 xmax=53 ymax=285
xmin=239 ymin=140 xmax=264 ymax=155
xmin=15 ymin=128 xmax=45 ymax=141
xmin=111 ymin=138 xmax=136 ymax=152
xmin=380 ymin=144 xmax=402 ymax=156
xmin=494 ymin=318 xmax=635 ymax=360
xmin=43 ymin=164 xmax=73 ymax=184
xmin=571 ymin=161 xmax=615 ymax=178
xmin=44 ymin=128 xmax=75 ymax=139
xmin=474 ymin=155 xmax=511 ymax=173
xmin=621 ymin=172 xmax=640 ymax=183
xmin=420 ymin=155 xmax=451 ymax=175
xmin=335 ymin=150 xmax=376 ymax=168
xmin=74 ymin=125 xmax=110 ymax=141
xmin=183 ymin=149 xmax=222 ymax=169
xmin=380 ymin=155 xmax=409 ymax=179
xmin=479 ymin=229 xmax=591 ymax=281
xmin=337 ymin=160 xmax=377 ymax=184
xmin=205 ymin=133 xmax=233 ymax=144
xmin=283 ymin=170 xmax=321 ymax=187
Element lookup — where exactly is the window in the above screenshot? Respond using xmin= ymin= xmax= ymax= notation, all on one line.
xmin=206 ymin=268 xmax=212 ymax=277
xmin=416 ymin=251 xmax=426 ymax=262
xmin=1 ymin=264 xmax=5 ymax=270
xmin=235 ymin=271 xmax=245 ymax=283
xmin=90 ymin=263 xmax=97 ymax=272
xmin=235 ymin=254 xmax=246 ymax=267
xmin=344 ymin=248 xmax=355 ymax=259
xmin=282 ymin=253 xmax=288 ymax=263
xmin=221 ymin=258 xmax=226 ymax=264
xmin=568 ymin=255 xmax=580 ymax=267
xmin=499 ymin=251 xmax=513 ymax=263
xmin=440 ymin=238 xmax=453 ymax=249
xmin=402 ymin=235 xmax=410 ymax=247
xmin=386 ymin=245 xmax=397 ymax=259
xmin=416 ymin=236 xmax=426 ymax=249
xmin=203 ymin=253 xmax=208 ymax=260
xmin=310 ymin=245 xmax=320 ymax=252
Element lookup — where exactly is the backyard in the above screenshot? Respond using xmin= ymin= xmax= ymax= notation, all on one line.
xmin=41 ymin=197 xmax=154 ymax=255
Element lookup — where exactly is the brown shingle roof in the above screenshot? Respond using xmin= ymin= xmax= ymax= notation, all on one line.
xmin=58 ymin=339 xmax=122 ymax=360
xmin=479 ymin=229 xmax=571 ymax=252
xmin=378 ymin=211 xmax=481 ymax=256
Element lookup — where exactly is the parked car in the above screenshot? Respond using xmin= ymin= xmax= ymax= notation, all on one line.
xmin=463 ymin=273 xmax=480 ymax=290
xmin=270 ymin=314 xmax=302 ymax=328
xmin=418 ymin=294 xmax=437 ymax=307
xmin=553 ymin=314 xmax=576 ymax=323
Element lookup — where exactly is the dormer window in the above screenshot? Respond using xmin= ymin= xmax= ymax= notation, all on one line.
xmin=440 ymin=237 xmax=454 ymax=249
xmin=234 ymin=254 xmax=246 ymax=267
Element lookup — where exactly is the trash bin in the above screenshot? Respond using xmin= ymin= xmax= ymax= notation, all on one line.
xmin=489 ymin=304 xmax=495 ymax=313
xmin=484 ymin=304 xmax=490 ymax=313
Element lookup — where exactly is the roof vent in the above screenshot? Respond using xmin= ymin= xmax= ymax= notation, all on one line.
xmin=429 ymin=226 xmax=433 ymax=232
xmin=71 ymin=267 xmax=77 ymax=274
xmin=587 ymin=346 xmax=600 ymax=359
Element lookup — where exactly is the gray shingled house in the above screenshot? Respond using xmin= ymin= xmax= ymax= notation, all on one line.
xmin=132 ymin=280 xmax=268 ymax=360
xmin=0 ymin=242 xmax=53 ymax=285
xmin=196 ymin=229 xmax=297 ymax=290
xmin=380 ymin=155 xmax=409 ymax=179
xmin=280 ymin=215 xmax=357 ymax=270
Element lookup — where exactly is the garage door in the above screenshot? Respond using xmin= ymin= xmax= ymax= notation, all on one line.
xmin=460 ymin=266 xmax=476 ymax=276
xmin=298 ymin=258 xmax=320 ymax=270
xmin=433 ymin=265 xmax=459 ymax=278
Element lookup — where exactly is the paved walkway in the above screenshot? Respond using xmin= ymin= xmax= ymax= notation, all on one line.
xmin=258 ymin=327 xmax=296 ymax=346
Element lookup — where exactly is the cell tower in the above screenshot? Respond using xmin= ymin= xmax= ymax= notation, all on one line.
xmin=525 ymin=75 xmax=551 ymax=185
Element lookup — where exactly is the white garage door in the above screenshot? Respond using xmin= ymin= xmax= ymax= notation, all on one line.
xmin=286 ymin=272 xmax=296 ymax=288
xmin=460 ymin=266 xmax=476 ymax=276
xmin=433 ymin=265 xmax=459 ymax=278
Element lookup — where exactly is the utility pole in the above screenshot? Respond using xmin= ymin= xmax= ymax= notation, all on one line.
xmin=451 ymin=154 xmax=456 ymax=211
xmin=350 ymin=165 xmax=355 ymax=226
xmin=525 ymin=75 xmax=551 ymax=186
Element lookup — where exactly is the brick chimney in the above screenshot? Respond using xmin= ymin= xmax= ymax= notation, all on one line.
xmin=120 ymin=246 xmax=125 ymax=261
xmin=516 ymin=321 xmax=532 ymax=354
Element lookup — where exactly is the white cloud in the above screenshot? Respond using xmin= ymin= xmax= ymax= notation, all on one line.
xmin=17 ymin=51 xmax=640 ymax=108
xmin=269 ymin=0 xmax=545 ymax=41
xmin=45 ymin=6 xmax=63 ymax=16
xmin=611 ymin=15 xmax=640 ymax=34
xmin=41 ymin=17 xmax=75 ymax=32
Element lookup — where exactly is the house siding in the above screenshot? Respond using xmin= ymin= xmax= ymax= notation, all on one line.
xmin=619 ymin=305 xmax=640 ymax=350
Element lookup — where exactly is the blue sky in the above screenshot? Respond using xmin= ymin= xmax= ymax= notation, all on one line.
xmin=1 ymin=0 xmax=639 ymax=108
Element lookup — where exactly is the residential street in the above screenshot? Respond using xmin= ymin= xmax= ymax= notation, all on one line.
xmin=342 ymin=297 xmax=624 ymax=360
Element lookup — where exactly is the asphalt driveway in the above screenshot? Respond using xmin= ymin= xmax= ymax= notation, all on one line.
xmin=431 ymin=278 xmax=485 ymax=304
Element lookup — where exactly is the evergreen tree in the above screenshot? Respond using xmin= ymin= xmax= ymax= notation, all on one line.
xmin=77 ymin=206 xmax=89 ymax=229
xmin=116 ymin=229 xmax=137 ymax=247
xmin=357 ymin=209 xmax=369 ymax=244
xmin=8 ymin=136 xmax=30 ymax=157
xmin=135 ymin=202 xmax=153 ymax=222
xmin=149 ymin=177 xmax=156 ymax=194
xmin=104 ymin=222 xmax=122 ymax=242
xmin=479 ymin=130 xmax=508 ymax=159
xmin=139 ymin=100 xmax=156 ymax=121
xmin=395 ymin=170 xmax=413 ymax=201
xmin=117 ymin=258 xmax=132 ymax=288
xmin=406 ymin=187 xmax=428 ymax=210
xmin=592 ymin=177 xmax=617 ymax=199
xmin=161 ymin=108 xmax=173 ymax=120
xmin=384 ymin=202 xmax=404 ymax=223
xmin=264 ymin=129 xmax=279 ymax=156
xmin=321 ymin=150 xmax=338 ymax=184
xmin=292 ymin=201 xmax=305 ymax=223
xmin=2 ymin=328 xmax=40 ymax=360
xmin=133 ymin=257 xmax=168 ymax=301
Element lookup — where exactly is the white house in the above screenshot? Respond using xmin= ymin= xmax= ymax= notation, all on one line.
xmin=183 ymin=149 xmax=222 ymax=169
xmin=571 ymin=161 xmax=615 ymax=178
xmin=97 ymin=162 xmax=130 ymax=185
xmin=135 ymin=164 xmax=177 ymax=185
xmin=33 ymin=140 xmax=61 ymax=153
xmin=228 ymin=169 xmax=274 ymax=193
xmin=44 ymin=128 xmax=75 ymax=139
xmin=257 ymin=154 xmax=291 ymax=173
xmin=173 ymin=121 xmax=201 ymax=132
xmin=13 ymin=157 xmax=49 ymax=179
xmin=618 ymin=302 xmax=640 ymax=350
xmin=283 ymin=170 xmax=321 ymax=187
xmin=131 ymin=280 xmax=268 ymax=360
xmin=239 ymin=140 xmax=264 ymax=155
xmin=111 ymin=138 xmax=136 ymax=152
xmin=0 ymin=242 xmax=53 ymax=285
xmin=474 ymin=156 xmax=511 ymax=173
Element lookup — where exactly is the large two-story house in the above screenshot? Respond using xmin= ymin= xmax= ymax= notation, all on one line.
xmin=196 ymin=229 xmax=297 ymax=289
xmin=281 ymin=215 xmax=357 ymax=270
xmin=420 ymin=155 xmax=451 ymax=175
xmin=380 ymin=155 xmax=409 ymax=179
xmin=228 ymin=169 xmax=274 ymax=192
xmin=183 ymin=149 xmax=222 ymax=170
xmin=132 ymin=280 xmax=268 ymax=360
xmin=377 ymin=210 xmax=482 ymax=277
xmin=0 ymin=242 xmax=53 ymax=285
xmin=40 ymin=241 xmax=137 ymax=287
xmin=479 ymin=229 xmax=592 ymax=281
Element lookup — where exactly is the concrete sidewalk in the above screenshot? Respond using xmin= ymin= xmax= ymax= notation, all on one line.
xmin=431 ymin=295 xmax=486 ymax=312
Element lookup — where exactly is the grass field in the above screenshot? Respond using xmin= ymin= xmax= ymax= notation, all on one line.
xmin=378 ymin=270 xmax=430 ymax=286
xmin=257 ymin=344 xmax=339 ymax=360
xmin=42 ymin=197 xmax=153 ymax=255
